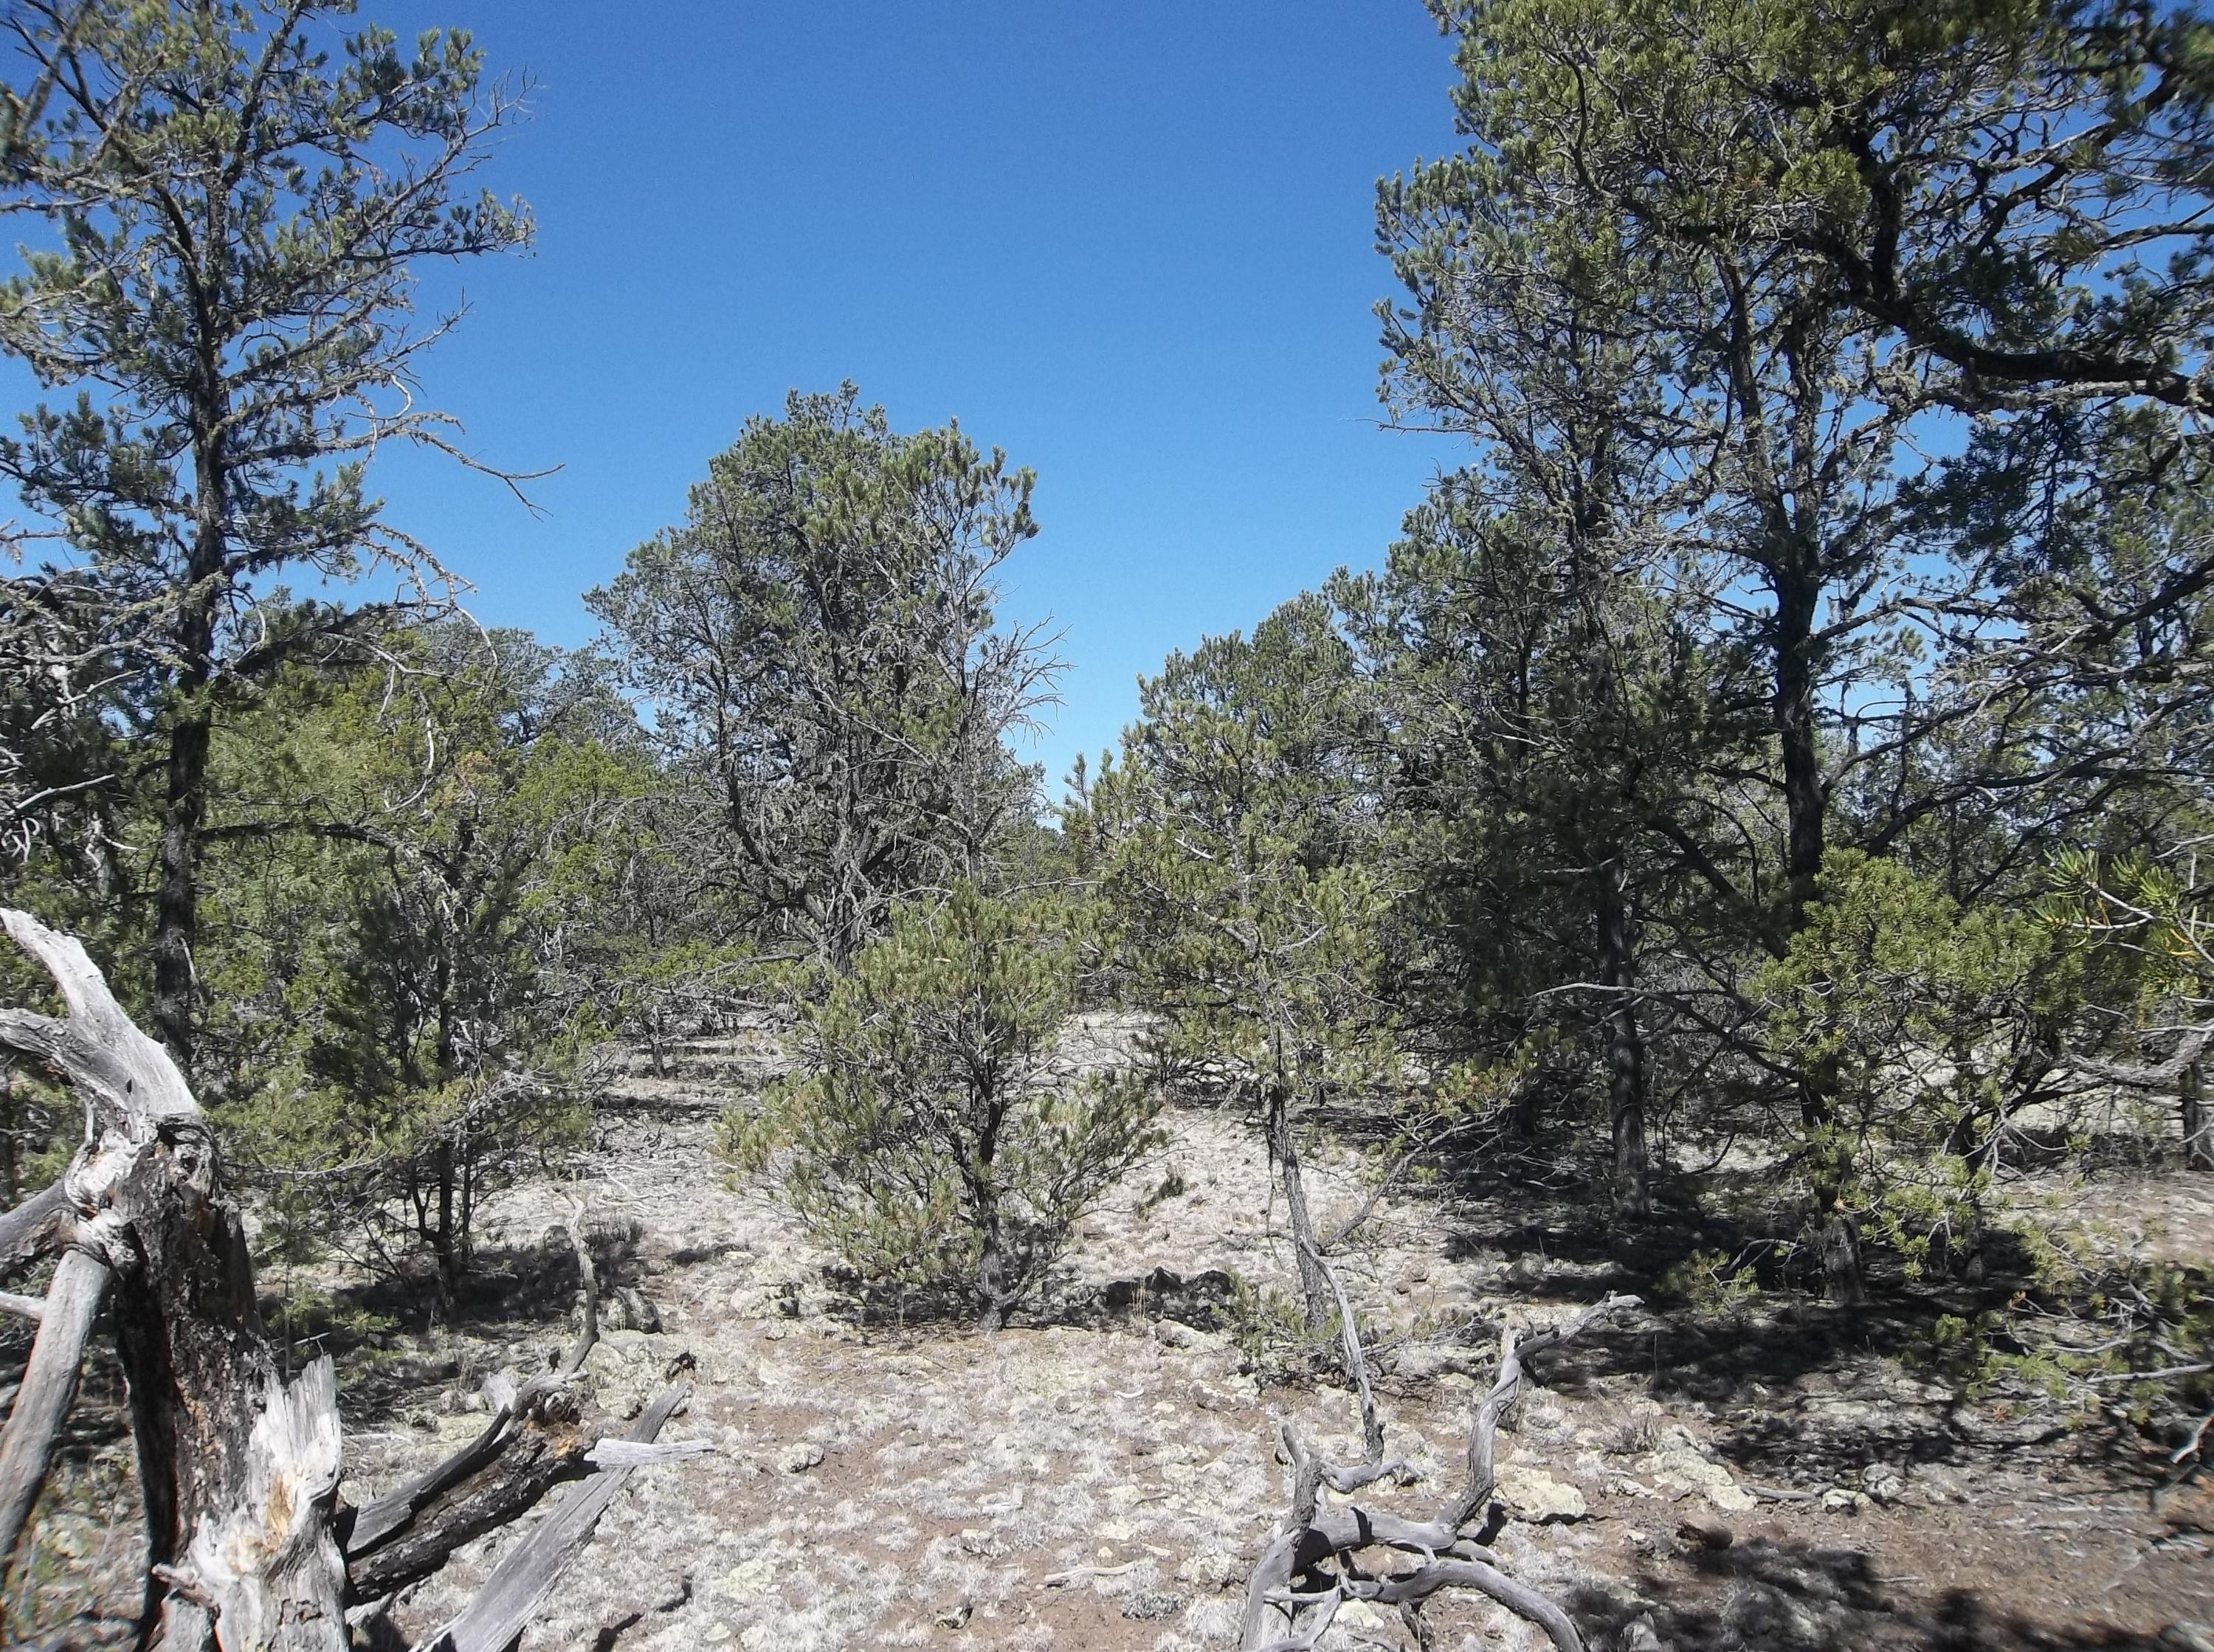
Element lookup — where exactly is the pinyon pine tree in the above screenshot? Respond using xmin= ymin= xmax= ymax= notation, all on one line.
xmin=725 ymin=883 xmax=1161 ymax=1331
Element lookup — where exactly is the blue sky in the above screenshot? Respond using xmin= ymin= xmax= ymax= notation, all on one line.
xmin=341 ymin=1 xmax=1469 ymax=788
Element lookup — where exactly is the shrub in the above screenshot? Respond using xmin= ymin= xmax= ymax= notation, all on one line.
xmin=724 ymin=884 xmax=1162 ymax=1330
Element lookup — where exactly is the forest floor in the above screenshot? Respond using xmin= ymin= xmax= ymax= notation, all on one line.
xmin=8 ymin=1017 xmax=2213 ymax=1651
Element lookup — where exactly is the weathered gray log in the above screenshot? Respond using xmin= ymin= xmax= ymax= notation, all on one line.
xmin=0 ymin=908 xmax=700 ymax=1652
xmin=344 ymin=1370 xmax=574 ymax=1558
xmin=0 ymin=1247 xmax=108 ymax=1566
xmin=584 ymin=1437 xmax=711 ymax=1469
xmin=345 ymin=1409 xmax=584 ymax=1602
xmin=342 ymin=1213 xmax=607 ymax=1596
xmin=410 ymin=1385 xmax=689 ymax=1652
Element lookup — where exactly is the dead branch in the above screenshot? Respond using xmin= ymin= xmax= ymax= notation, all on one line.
xmin=1238 ymin=1284 xmax=1639 ymax=1652
xmin=0 ymin=1181 xmax=72 ymax=1280
xmin=410 ymin=1385 xmax=690 ymax=1652
xmin=342 ymin=1368 xmax=578 ymax=1563
xmin=558 ymin=1196 xmax=599 ymax=1378
xmin=0 ymin=1247 xmax=107 ymax=1566
xmin=1452 ymin=1294 xmax=1636 ymax=1529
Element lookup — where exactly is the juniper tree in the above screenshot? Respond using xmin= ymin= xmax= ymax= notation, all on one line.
xmin=0 ymin=0 xmax=533 ymax=1060
xmin=199 ymin=625 xmax=636 ymax=1301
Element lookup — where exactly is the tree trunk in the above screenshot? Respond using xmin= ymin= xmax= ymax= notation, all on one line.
xmin=973 ymin=1178 xmax=1010 ymax=1333
xmin=0 ymin=910 xmax=690 ymax=1652
xmin=1594 ymin=867 xmax=1650 ymax=1220
xmin=151 ymin=704 xmax=212 ymax=1067
xmin=435 ymin=1139 xmax=461 ymax=1312
xmin=2185 ymin=1060 xmax=2212 ymax=1172
xmin=1266 ymin=1082 xmax=1331 ymax=1332
xmin=152 ymin=417 xmax=228 ymax=1069
xmin=1772 ymin=564 xmax=1863 ymax=1304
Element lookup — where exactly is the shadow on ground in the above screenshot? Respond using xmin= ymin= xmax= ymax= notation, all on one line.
xmin=1569 ymin=1539 xmax=2167 ymax=1651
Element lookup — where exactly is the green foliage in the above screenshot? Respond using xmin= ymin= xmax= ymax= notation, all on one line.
xmin=1222 ymin=1275 xmax=1341 ymax=1382
xmin=724 ymin=883 xmax=1162 ymax=1329
xmin=199 ymin=625 xmax=631 ymax=1295
xmin=1421 ymin=0 xmax=2214 ymax=417
xmin=1083 ymin=595 xmax=1398 ymax=1105
xmin=1759 ymin=851 xmax=2076 ymax=1275
xmin=590 ymin=385 xmax=1057 ymax=973
xmin=0 ymin=0 xmax=534 ymax=1053
xmin=1656 ymin=1247 xmax=1764 ymax=1315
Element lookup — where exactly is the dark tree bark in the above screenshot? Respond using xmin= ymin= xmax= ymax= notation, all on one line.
xmin=2184 ymin=1060 xmax=2212 ymax=1172
xmin=1594 ymin=868 xmax=1651 ymax=1220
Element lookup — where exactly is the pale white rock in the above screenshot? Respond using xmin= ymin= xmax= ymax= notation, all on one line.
xmin=1635 ymin=1444 xmax=1756 ymax=1514
xmin=776 ymin=1440 xmax=825 ymax=1473
xmin=1176 ymin=1549 xmax=1245 ymax=1591
xmin=1862 ymin=1462 xmax=1907 ymax=1505
xmin=1496 ymin=1464 xmax=1588 ymax=1523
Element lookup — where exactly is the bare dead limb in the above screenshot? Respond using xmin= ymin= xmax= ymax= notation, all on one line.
xmin=0 ymin=1181 xmax=72 ymax=1280
xmin=343 ymin=1368 xmax=577 ymax=1561
xmin=1318 ymin=1113 xmax=1492 ymax=1254
xmin=1349 ymin=1555 xmax=1583 ymax=1649
xmin=1238 ymin=1288 xmax=1640 ymax=1652
xmin=559 ymin=1197 xmax=600 ymax=1378
xmin=411 ymin=1384 xmax=690 ymax=1652
xmin=1313 ymin=1245 xmax=1387 ymax=1467
xmin=0 ymin=1290 xmax=44 ymax=1322
xmin=345 ymin=1403 xmax=585 ymax=1603
xmin=1452 ymin=1294 xmax=1638 ymax=1528
xmin=0 ymin=1247 xmax=107 ymax=1570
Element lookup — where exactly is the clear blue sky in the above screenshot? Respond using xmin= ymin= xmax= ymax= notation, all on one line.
xmin=359 ymin=1 xmax=1469 ymax=790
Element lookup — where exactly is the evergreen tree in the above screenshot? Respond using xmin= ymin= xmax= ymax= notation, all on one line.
xmin=590 ymin=386 xmax=1058 ymax=975
xmin=0 ymin=0 xmax=533 ymax=1060
xmin=1082 ymin=596 xmax=1395 ymax=1329
xmin=726 ymin=882 xmax=1160 ymax=1331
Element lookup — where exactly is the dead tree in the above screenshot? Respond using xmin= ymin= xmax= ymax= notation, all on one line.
xmin=1238 ymin=1254 xmax=1638 ymax=1652
xmin=0 ymin=908 xmax=691 ymax=1651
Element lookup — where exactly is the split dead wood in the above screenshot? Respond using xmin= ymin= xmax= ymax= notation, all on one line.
xmin=0 ymin=1247 xmax=107 ymax=1566
xmin=1236 ymin=1248 xmax=1637 ymax=1652
xmin=409 ymin=1384 xmax=690 ymax=1652
xmin=0 ymin=908 xmax=695 ymax=1651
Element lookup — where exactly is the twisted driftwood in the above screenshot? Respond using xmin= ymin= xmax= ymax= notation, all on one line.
xmin=1238 ymin=1247 xmax=1637 ymax=1652
xmin=0 ymin=908 xmax=691 ymax=1651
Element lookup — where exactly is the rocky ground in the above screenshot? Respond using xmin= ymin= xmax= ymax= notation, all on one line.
xmin=7 ymin=1020 xmax=2212 ymax=1651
